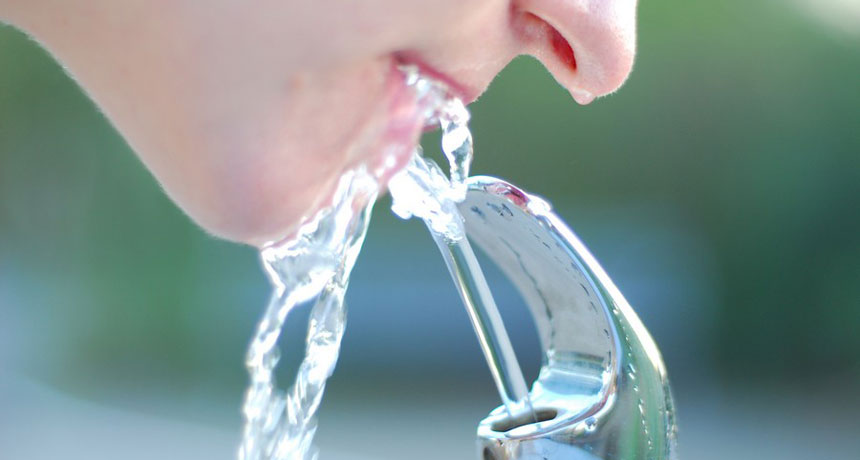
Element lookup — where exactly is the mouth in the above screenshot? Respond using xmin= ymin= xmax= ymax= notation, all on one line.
xmin=392 ymin=52 xmax=483 ymax=105
xmin=361 ymin=53 xmax=480 ymax=189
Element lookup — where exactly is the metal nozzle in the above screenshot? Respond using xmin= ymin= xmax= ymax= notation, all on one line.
xmin=457 ymin=177 xmax=678 ymax=460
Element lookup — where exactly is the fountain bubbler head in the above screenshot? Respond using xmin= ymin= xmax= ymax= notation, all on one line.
xmin=457 ymin=177 xmax=678 ymax=460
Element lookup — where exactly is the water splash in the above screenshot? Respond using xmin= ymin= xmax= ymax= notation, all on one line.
xmin=401 ymin=66 xmax=473 ymax=200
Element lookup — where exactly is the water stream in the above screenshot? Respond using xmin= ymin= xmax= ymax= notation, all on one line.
xmin=238 ymin=67 xmax=534 ymax=460
xmin=239 ymin=168 xmax=378 ymax=460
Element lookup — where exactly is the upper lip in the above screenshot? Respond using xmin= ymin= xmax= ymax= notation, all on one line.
xmin=393 ymin=52 xmax=482 ymax=104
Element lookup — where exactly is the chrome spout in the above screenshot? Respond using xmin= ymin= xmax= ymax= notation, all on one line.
xmin=457 ymin=176 xmax=678 ymax=460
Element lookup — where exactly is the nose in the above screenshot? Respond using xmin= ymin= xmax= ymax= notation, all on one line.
xmin=398 ymin=0 xmax=637 ymax=105
xmin=513 ymin=0 xmax=638 ymax=103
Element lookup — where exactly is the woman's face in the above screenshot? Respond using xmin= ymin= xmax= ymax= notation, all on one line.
xmin=12 ymin=0 xmax=638 ymax=245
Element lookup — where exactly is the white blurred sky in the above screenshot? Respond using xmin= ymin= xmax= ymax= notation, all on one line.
xmin=793 ymin=0 xmax=860 ymax=37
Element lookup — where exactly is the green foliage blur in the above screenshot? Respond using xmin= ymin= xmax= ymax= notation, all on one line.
xmin=1 ymin=0 xmax=858 ymax=401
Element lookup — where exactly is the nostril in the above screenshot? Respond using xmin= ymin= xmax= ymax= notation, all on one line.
xmin=548 ymin=25 xmax=576 ymax=72
xmin=517 ymin=12 xmax=577 ymax=74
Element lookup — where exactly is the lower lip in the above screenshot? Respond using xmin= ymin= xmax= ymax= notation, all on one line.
xmin=362 ymin=62 xmax=425 ymax=185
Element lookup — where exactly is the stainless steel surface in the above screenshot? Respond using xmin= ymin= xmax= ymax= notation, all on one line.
xmin=459 ymin=177 xmax=678 ymax=460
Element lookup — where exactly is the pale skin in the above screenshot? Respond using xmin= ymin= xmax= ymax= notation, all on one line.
xmin=0 ymin=0 xmax=637 ymax=247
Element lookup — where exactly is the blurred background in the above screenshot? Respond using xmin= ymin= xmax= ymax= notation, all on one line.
xmin=1 ymin=1 xmax=858 ymax=459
